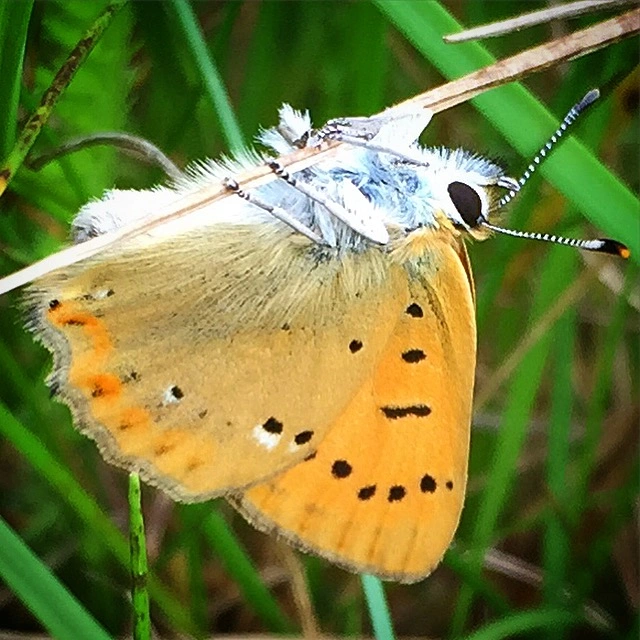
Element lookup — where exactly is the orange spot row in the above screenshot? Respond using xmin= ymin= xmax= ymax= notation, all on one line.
xmin=48 ymin=301 xmax=112 ymax=356
xmin=86 ymin=373 xmax=122 ymax=399
xmin=118 ymin=406 xmax=150 ymax=432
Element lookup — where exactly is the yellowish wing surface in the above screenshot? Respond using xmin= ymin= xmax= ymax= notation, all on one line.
xmin=26 ymin=225 xmax=410 ymax=501
xmin=237 ymin=232 xmax=476 ymax=582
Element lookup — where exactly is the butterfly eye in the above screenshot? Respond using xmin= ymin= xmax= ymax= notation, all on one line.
xmin=447 ymin=181 xmax=483 ymax=228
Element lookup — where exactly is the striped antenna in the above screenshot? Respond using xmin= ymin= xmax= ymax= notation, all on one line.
xmin=482 ymin=89 xmax=629 ymax=259
xmin=497 ymin=88 xmax=600 ymax=209
xmin=481 ymin=221 xmax=629 ymax=258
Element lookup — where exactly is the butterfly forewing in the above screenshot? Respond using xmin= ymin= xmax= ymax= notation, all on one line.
xmin=237 ymin=234 xmax=476 ymax=582
xmin=26 ymin=224 xmax=410 ymax=501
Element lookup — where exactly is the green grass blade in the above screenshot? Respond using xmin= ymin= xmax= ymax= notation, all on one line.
xmin=573 ymin=264 xmax=637 ymax=520
xmin=461 ymin=608 xmax=580 ymax=640
xmin=180 ymin=505 xmax=210 ymax=635
xmin=452 ymin=246 xmax=581 ymax=633
xmin=575 ymin=474 xmax=638 ymax=625
xmin=626 ymin=614 xmax=640 ymax=640
xmin=202 ymin=510 xmax=296 ymax=632
xmin=0 ymin=0 xmax=34 ymax=157
xmin=444 ymin=549 xmax=511 ymax=615
xmin=0 ymin=515 xmax=113 ymax=640
xmin=169 ymin=0 xmax=244 ymax=151
xmin=542 ymin=273 xmax=577 ymax=636
xmin=0 ymin=401 xmax=197 ymax=635
xmin=129 ymin=473 xmax=151 ymax=640
xmin=0 ymin=0 xmax=128 ymax=195
xmin=361 ymin=574 xmax=395 ymax=640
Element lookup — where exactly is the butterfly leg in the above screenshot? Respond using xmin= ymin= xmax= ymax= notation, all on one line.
xmin=267 ymin=160 xmax=388 ymax=244
xmin=222 ymin=177 xmax=327 ymax=245
xmin=318 ymin=133 xmax=428 ymax=166
xmin=305 ymin=122 xmax=426 ymax=165
xmin=304 ymin=115 xmax=392 ymax=146
xmin=301 ymin=110 xmax=433 ymax=165
xmin=267 ymin=160 xmax=364 ymax=224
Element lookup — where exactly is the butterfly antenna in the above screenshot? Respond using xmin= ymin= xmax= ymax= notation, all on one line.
xmin=483 ymin=89 xmax=629 ymax=259
xmin=498 ymin=88 xmax=600 ymax=208
xmin=481 ymin=221 xmax=629 ymax=257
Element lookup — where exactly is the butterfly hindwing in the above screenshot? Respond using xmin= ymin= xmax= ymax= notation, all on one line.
xmin=236 ymin=233 xmax=476 ymax=582
xmin=26 ymin=224 xmax=410 ymax=501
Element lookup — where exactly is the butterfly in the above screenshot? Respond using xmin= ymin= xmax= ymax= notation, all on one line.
xmin=17 ymin=90 xmax=627 ymax=583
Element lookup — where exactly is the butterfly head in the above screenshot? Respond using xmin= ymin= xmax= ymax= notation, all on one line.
xmin=419 ymin=147 xmax=519 ymax=240
xmin=411 ymin=90 xmax=627 ymax=258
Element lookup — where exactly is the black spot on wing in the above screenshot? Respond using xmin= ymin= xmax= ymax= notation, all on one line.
xmin=406 ymin=302 xmax=423 ymax=317
xmin=294 ymin=430 xmax=314 ymax=445
xmin=122 ymin=370 xmax=140 ymax=383
xmin=381 ymin=405 xmax=431 ymax=419
xmin=91 ymin=382 xmax=105 ymax=397
xmin=154 ymin=442 xmax=176 ymax=456
xmin=420 ymin=474 xmax=437 ymax=493
xmin=357 ymin=485 xmax=376 ymax=500
xmin=349 ymin=339 xmax=363 ymax=353
xmin=262 ymin=417 xmax=283 ymax=434
xmin=169 ymin=385 xmax=184 ymax=399
xmin=402 ymin=349 xmax=426 ymax=363
xmin=332 ymin=460 xmax=352 ymax=478
xmin=64 ymin=317 xmax=86 ymax=326
xmin=388 ymin=485 xmax=406 ymax=502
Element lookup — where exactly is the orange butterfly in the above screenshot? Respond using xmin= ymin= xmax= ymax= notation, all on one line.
xmin=14 ymin=91 xmax=626 ymax=582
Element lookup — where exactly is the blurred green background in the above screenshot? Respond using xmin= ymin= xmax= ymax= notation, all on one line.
xmin=0 ymin=1 xmax=638 ymax=638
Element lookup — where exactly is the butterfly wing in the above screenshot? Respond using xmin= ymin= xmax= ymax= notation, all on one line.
xmin=235 ymin=233 xmax=476 ymax=582
xmin=26 ymin=223 xmax=411 ymax=502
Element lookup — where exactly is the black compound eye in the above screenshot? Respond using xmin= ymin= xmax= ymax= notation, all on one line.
xmin=447 ymin=181 xmax=483 ymax=228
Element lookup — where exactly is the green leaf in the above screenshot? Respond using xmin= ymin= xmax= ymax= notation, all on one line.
xmin=0 ymin=516 xmax=113 ymax=640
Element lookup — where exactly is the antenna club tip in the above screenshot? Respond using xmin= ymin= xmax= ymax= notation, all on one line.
xmin=579 ymin=89 xmax=600 ymax=110
xmin=600 ymin=238 xmax=629 ymax=259
xmin=618 ymin=244 xmax=630 ymax=260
